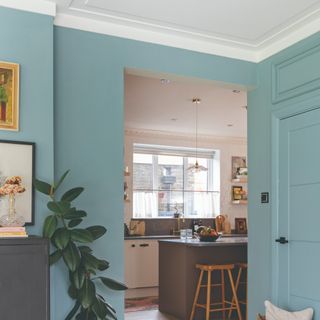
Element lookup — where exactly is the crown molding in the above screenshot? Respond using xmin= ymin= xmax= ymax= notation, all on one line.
xmin=0 ymin=0 xmax=56 ymax=16
xmin=54 ymin=9 xmax=320 ymax=63
xmin=125 ymin=128 xmax=247 ymax=145
xmin=54 ymin=13 xmax=258 ymax=62
xmin=257 ymin=12 xmax=320 ymax=61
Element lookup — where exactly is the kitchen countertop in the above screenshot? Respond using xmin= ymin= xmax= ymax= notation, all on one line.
xmin=124 ymin=235 xmax=180 ymax=240
xmin=158 ymin=236 xmax=247 ymax=247
xmin=124 ymin=233 xmax=247 ymax=240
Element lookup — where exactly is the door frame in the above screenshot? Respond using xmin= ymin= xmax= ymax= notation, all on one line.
xmin=270 ymin=94 xmax=320 ymax=303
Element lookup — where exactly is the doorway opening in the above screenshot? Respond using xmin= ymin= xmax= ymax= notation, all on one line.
xmin=123 ymin=69 xmax=248 ymax=320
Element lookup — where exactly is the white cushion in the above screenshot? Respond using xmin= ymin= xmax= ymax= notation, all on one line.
xmin=265 ymin=301 xmax=313 ymax=320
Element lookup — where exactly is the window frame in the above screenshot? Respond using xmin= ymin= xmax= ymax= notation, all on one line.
xmin=132 ymin=145 xmax=220 ymax=218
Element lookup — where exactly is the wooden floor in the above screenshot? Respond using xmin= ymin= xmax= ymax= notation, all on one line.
xmin=125 ymin=310 xmax=178 ymax=320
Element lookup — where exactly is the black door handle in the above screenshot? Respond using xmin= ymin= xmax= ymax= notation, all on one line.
xmin=275 ymin=237 xmax=288 ymax=244
xmin=140 ymin=243 xmax=149 ymax=247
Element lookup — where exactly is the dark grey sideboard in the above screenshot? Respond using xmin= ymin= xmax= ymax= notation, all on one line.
xmin=0 ymin=237 xmax=49 ymax=320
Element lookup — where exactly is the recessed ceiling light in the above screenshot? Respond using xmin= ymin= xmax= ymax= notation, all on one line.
xmin=160 ymin=79 xmax=170 ymax=84
xmin=227 ymin=124 xmax=233 ymax=127
xmin=232 ymin=90 xmax=241 ymax=93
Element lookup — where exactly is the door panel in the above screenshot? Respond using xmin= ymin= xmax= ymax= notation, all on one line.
xmin=290 ymin=184 xmax=320 ymax=241
xmin=278 ymin=107 xmax=320 ymax=317
xmin=291 ymin=242 xmax=320 ymax=300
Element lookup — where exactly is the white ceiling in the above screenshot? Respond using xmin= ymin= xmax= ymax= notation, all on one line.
xmin=125 ymin=72 xmax=247 ymax=138
xmin=48 ymin=0 xmax=320 ymax=61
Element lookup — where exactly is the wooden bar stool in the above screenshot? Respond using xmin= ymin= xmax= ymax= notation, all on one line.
xmin=189 ymin=263 xmax=242 ymax=320
xmin=229 ymin=263 xmax=248 ymax=320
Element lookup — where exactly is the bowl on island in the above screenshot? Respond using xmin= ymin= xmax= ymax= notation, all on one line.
xmin=197 ymin=226 xmax=221 ymax=242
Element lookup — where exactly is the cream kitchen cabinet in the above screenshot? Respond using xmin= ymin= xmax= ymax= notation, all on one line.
xmin=125 ymin=239 xmax=159 ymax=288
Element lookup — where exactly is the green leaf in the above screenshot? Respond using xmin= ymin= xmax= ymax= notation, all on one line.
xmin=54 ymin=170 xmax=70 ymax=192
xmin=68 ymin=219 xmax=83 ymax=228
xmin=34 ymin=179 xmax=52 ymax=195
xmin=47 ymin=201 xmax=71 ymax=214
xmin=81 ymin=253 xmax=102 ymax=272
xmin=71 ymin=269 xmax=85 ymax=289
xmin=105 ymin=306 xmax=117 ymax=320
xmin=86 ymin=226 xmax=107 ymax=240
xmin=62 ymin=187 xmax=84 ymax=202
xmin=63 ymin=242 xmax=80 ymax=272
xmin=68 ymin=284 xmax=78 ymax=299
xmin=65 ymin=301 xmax=81 ymax=320
xmin=97 ymin=259 xmax=109 ymax=271
xmin=92 ymin=297 xmax=107 ymax=319
xmin=53 ymin=228 xmax=70 ymax=250
xmin=76 ymin=310 xmax=97 ymax=320
xmin=71 ymin=229 xmax=94 ymax=243
xmin=49 ymin=250 xmax=62 ymax=265
xmin=79 ymin=279 xmax=96 ymax=309
xmin=78 ymin=246 xmax=92 ymax=254
xmin=104 ymin=301 xmax=116 ymax=314
xmin=64 ymin=210 xmax=87 ymax=220
xmin=43 ymin=215 xmax=57 ymax=238
xmin=99 ymin=277 xmax=127 ymax=291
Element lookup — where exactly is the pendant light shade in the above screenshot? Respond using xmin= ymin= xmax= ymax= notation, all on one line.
xmin=188 ymin=98 xmax=208 ymax=173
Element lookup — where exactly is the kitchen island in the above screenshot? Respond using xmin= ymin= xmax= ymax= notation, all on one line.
xmin=159 ymin=237 xmax=247 ymax=320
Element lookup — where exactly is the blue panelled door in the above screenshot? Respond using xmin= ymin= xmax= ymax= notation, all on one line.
xmin=277 ymin=107 xmax=320 ymax=318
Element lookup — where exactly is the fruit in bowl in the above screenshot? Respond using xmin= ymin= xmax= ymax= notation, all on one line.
xmin=197 ymin=226 xmax=220 ymax=242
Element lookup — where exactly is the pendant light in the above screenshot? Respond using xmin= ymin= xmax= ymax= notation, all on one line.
xmin=188 ymin=98 xmax=208 ymax=173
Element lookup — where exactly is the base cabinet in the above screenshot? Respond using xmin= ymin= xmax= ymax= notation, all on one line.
xmin=0 ymin=237 xmax=49 ymax=320
xmin=125 ymin=240 xmax=159 ymax=288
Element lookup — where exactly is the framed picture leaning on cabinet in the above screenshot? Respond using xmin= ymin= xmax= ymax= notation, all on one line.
xmin=0 ymin=140 xmax=35 ymax=225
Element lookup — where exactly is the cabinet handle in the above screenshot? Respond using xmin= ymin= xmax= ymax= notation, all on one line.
xmin=140 ymin=243 xmax=149 ymax=247
xmin=131 ymin=244 xmax=136 ymax=248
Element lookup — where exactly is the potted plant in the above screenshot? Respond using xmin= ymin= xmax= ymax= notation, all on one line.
xmin=35 ymin=170 xmax=127 ymax=320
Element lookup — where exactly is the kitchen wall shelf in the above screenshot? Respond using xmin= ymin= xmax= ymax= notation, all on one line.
xmin=232 ymin=178 xmax=247 ymax=183
xmin=232 ymin=200 xmax=248 ymax=205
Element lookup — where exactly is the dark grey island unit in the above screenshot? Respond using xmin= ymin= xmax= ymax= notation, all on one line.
xmin=159 ymin=237 xmax=247 ymax=320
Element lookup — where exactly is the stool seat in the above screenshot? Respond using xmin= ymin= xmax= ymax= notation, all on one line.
xmin=196 ymin=263 xmax=234 ymax=271
xmin=236 ymin=262 xmax=248 ymax=269
xmin=190 ymin=263 xmax=242 ymax=320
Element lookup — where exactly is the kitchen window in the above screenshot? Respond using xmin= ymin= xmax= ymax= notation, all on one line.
xmin=132 ymin=144 xmax=220 ymax=218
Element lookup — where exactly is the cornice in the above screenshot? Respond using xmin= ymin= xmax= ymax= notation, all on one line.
xmin=0 ymin=0 xmax=56 ymax=16
xmin=125 ymin=128 xmax=247 ymax=145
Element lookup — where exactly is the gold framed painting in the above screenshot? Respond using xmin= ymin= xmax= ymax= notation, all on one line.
xmin=0 ymin=62 xmax=19 ymax=131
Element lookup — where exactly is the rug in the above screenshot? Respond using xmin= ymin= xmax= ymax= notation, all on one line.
xmin=125 ymin=296 xmax=159 ymax=313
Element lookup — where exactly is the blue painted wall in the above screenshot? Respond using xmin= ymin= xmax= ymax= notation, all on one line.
xmin=248 ymin=31 xmax=320 ymax=319
xmin=0 ymin=5 xmax=55 ymax=317
xmin=54 ymin=26 xmax=257 ymax=319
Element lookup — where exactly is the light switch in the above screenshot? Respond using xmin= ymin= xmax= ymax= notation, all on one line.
xmin=261 ymin=192 xmax=269 ymax=203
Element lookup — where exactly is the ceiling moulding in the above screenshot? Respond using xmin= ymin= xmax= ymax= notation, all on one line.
xmin=257 ymin=12 xmax=320 ymax=61
xmin=54 ymin=8 xmax=320 ymax=63
xmin=125 ymin=128 xmax=247 ymax=145
xmin=0 ymin=0 xmax=56 ymax=16
xmin=54 ymin=13 xmax=258 ymax=62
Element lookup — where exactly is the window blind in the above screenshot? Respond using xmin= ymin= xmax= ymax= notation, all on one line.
xmin=133 ymin=143 xmax=216 ymax=159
